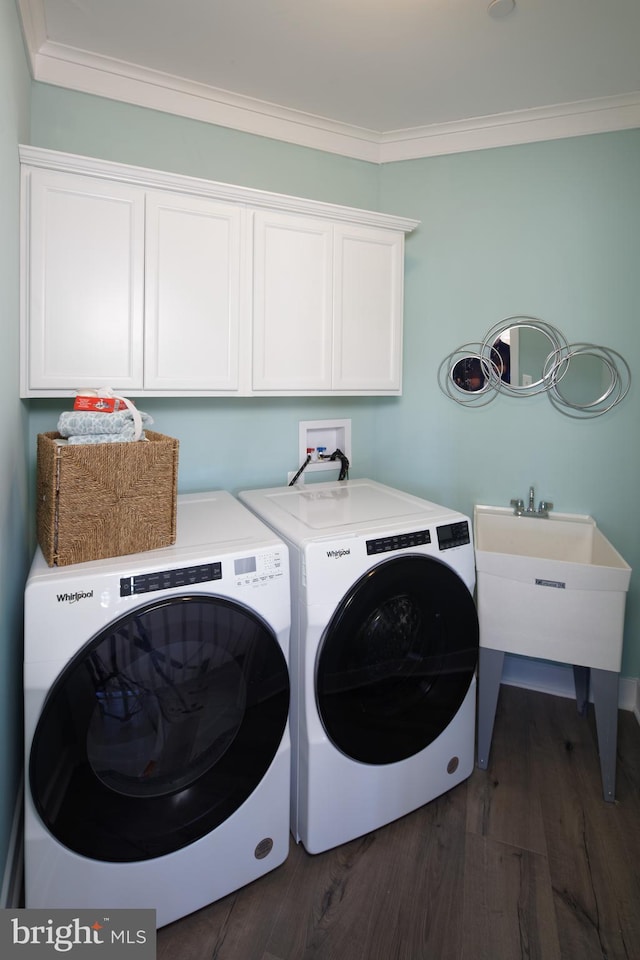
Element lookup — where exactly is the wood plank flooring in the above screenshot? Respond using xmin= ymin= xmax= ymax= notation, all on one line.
xmin=157 ymin=685 xmax=640 ymax=960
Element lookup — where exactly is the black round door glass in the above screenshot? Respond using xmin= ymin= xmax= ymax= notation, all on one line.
xmin=316 ymin=555 xmax=478 ymax=765
xmin=30 ymin=596 xmax=289 ymax=863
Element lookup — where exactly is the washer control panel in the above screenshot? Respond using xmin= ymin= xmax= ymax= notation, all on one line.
xmin=366 ymin=529 xmax=431 ymax=555
xmin=119 ymin=549 xmax=285 ymax=597
xmin=234 ymin=549 xmax=285 ymax=587
xmin=120 ymin=562 xmax=222 ymax=596
xmin=436 ymin=520 xmax=471 ymax=550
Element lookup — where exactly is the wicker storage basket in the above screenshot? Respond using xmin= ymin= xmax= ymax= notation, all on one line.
xmin=36 ymin=430 xmax=179 ymax=566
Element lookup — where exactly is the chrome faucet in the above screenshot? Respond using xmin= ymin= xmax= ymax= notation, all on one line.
xmin=510 ymin=486 xmax=553 ymax=518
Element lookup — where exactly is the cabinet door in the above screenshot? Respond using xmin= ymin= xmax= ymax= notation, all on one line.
xmin=24 ymin=170 xmax=144 ymax=393
xmin=144 ymin=192 xmax=242 ymax=391
xmin=333 ymin=224 xmax=404 ymax=393
xmin=252 ymin=210 xmax=333 ymax=391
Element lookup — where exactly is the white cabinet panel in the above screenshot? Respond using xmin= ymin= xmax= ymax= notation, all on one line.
xmin=333 ymin=225 xmax=404 ymax=391
xmin=144 ymin=192 xmax=242 ymax=391
xmin=24 ymin=170 xmax=144 ymax=393
xmin=253 ymin=216 xmax=404 ymax=394
xmin=252 ymin=211 xmax=333 ymax=391
xmin=20 ymin=148 xmax=418 ymax=397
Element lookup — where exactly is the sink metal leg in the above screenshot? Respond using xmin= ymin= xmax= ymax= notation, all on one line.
xmin=573 ymin=664 xmax=590 ymax=716
xmin=590 ymin=668 xmax=619 ymax=803
xmin=477 ymin=647 xmax=505 ymax=769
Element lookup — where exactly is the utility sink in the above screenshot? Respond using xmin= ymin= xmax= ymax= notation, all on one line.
xmin=473 ymin=505 xmax=631 ymax=671
xmin=474 ymin=504 xmax=633 ymax=802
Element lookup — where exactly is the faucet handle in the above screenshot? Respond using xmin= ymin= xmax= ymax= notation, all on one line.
xmin=510 ymin=498 xmax=524 ymax=515
xmin=539 ymin=500 xmax=553 ymax=513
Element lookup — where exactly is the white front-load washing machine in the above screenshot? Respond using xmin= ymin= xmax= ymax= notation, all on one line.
xmin=24 ymin=491 xmax=290 ymax=927
xmin=239 ymin=478 xmax=478 ymax=855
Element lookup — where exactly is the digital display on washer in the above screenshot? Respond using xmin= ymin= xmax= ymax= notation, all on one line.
xmin=234 ymin=556 xmax=257 ymax=576
xmin=366 ymin=529 xmax=431 ymax=555
xmin=120 ymin=561 xmax=222 ymax=596
xmin=436 ymin=520 xmax=471 ymax=550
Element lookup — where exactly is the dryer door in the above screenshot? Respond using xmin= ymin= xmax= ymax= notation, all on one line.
xmin=316 ymin=554 xmax=478 ymax=764
xmin=29 ymin=596 xmax=289 ymax=862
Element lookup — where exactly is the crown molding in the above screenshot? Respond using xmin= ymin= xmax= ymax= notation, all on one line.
xmin=20 ymin=5 xmax=640 ymax=164
xmin=16 ymin=0 xmax=46 ymax=72
xmin=25 ymin=34 xmax=385 ymax=163
xmin=379 ymin=92 xmax=640 ymax=162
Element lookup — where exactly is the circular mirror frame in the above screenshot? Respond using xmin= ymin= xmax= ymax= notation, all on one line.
xmin=437 ymin=343 xmax=501 ymax=407
xmin=547 ymin=343 xmax=631 ymax=419
xmin=480 ymin=316 xmax=568 ymax=397
xmin=440 ymin=318 xmax=630 ymax=418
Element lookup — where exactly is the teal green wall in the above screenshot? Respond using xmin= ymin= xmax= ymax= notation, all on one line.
xmin=0 ymin=0 xmax=31 ymax=891
xmin=377 ymin=135 xmax=640 ymax=679
xmin=29 ymin=84 xmax=382 ymax=209
xmin=27 ymin=86 xmax=640 ymax=679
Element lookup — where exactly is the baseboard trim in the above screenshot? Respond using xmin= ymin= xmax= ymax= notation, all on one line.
xmin=501 ymin=654 xmax=640 ymax=722
xmin=1 ymin=779 xmax=24 ymax=909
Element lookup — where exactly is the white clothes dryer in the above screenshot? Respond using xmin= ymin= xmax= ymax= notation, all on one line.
xmin=24 ymin=491 xmax=290 ymax=927
xmin=239 ymin=479 xmax=478 ymax=855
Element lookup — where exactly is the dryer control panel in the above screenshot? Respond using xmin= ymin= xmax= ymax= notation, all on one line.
xmin=436 ymin=520 xmax=471 ymax=550
xmin=366 ymin=529 xmax=431 ymax=555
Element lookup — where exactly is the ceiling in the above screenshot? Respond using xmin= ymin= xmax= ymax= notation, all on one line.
xmin=17 ymin=0 xmax=640 ymax=162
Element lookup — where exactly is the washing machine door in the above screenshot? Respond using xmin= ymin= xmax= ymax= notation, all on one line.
xmin=316 ymin=554 xmax=478 ymax=764
xmin=29 ymin=596 xmax=289 ymax=862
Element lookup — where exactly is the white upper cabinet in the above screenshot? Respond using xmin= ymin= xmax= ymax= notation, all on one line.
xmin=251 ymin=215 xmax=405 ymax=394
xmin=20 ymin=147 xmax=418 ymax=397
xmin=252 ymin=210 xmax=333 ymax=391
xmin=144 ymin=191 xmax=243 ymax=391
xmin=23 ymin=168 xmax=145 ymax=392
xmin=332 ymin=224 xmax=404 ymax=392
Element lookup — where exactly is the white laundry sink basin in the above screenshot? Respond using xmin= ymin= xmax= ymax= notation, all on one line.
xmin=473 ymin=505 xmax=631 ymax=671
xmin=474 ymin=505 xmax=631 ymax=590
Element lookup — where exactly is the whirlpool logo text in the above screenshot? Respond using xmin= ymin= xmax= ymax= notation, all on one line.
xmin=56 ymin=590 xmax=94 ymax=604
xmin=326 ymin=548 xmax=351 ymax=559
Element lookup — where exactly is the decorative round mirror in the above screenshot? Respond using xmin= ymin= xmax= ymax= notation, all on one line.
xmin=439 ymin=318 xmax=630 ymax=417
xmin=437 ymin=344 xmax=500 ymax=407
xmin=479 ymin=317 xmax=568 ymax=396
xmin=548 ymin=344 xmax=631 ymax=418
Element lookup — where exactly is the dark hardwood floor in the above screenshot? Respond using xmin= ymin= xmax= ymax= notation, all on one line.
xmin=157 ymin=685 xmax=640 ymax=960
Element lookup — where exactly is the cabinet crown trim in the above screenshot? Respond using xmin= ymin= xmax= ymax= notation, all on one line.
xmin=19 ymin=145 xmax=420 ymax=233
